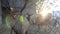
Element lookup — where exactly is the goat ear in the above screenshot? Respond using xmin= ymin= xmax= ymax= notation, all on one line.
xmin=10 ymin=7 xmax=14 ymax=11
xmin=6 ymin=6 xmax=11 ymax=11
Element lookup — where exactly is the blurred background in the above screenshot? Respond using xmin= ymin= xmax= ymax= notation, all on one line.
xmin=0 ymin=0 xmax=60 ymax=34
